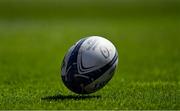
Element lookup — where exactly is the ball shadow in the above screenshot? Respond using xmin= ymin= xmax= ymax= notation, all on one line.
xmin=41 ymin=94 xmax=101 ymax=101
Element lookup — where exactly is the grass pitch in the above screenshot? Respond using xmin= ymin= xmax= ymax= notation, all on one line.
xmin=0 ymin=0 xmax=179 ymax=110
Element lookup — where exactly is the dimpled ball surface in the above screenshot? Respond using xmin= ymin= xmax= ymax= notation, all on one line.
xmin=61 ymin=36 xmax=118 ymax=94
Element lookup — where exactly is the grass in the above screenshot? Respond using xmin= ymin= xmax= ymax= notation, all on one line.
xmin=0 ymin=0 xmax=180 ymax=110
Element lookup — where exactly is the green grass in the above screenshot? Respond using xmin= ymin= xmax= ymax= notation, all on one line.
xmin=0 ymin=0 xmax=180 ymax=110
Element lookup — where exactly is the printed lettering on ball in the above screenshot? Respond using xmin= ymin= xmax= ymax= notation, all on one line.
xmin=61 ymin=36 xmax=118 ymax=94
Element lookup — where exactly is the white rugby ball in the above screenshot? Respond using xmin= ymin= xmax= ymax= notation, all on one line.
xmin=61 ymin=36 xmax=118 ymax=94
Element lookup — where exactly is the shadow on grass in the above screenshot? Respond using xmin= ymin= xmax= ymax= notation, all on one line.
xmin=41 ymin=94 xmax=101 ymax=101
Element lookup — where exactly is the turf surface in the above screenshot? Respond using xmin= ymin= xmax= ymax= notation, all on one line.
xmin=0 ymin=0 xmax=179 ymax=110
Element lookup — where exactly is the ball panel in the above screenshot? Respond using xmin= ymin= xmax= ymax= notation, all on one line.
xmin=77 ymin=36 xmax=116 ymax=74
xmin=62 ymin=38 xmax=88 ymax=93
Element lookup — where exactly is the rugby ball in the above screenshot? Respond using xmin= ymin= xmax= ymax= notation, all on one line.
xmin=61 ymin=36 xmax=118 ymax=94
